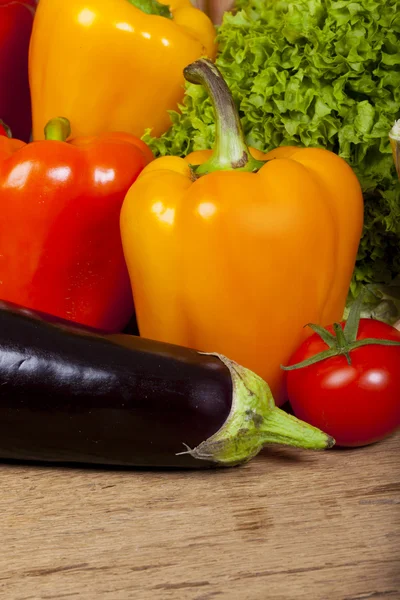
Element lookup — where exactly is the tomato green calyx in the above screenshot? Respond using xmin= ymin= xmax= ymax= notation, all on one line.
xmin=282 ymin=289 xmax=400 ymax=371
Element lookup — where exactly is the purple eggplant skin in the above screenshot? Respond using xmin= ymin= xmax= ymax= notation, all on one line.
xmin=0 ymin=301 xmax=232 ymax=469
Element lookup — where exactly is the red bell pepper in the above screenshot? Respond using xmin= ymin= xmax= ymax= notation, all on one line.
xmin=0 ymin=0 xmax=36 ymax=142
xmin=0 ymin=117 xmax=153 ymax=332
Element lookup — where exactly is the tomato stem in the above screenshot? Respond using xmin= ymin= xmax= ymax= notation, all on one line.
xmin=343 ymin=288 xmax=364 ymax=342
xmin=333 ymin=323 xmax=352 ymax=365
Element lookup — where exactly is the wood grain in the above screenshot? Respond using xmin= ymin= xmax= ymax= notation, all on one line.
xmin=0 ymin=431 xmax=399 ymax=600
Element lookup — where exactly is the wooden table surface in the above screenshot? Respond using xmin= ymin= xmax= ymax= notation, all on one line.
xmin=0 ymin=431 xmax=399 ymax=600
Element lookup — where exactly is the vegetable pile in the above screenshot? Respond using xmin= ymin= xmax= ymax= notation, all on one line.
xmin=0 ymin=300 xmax=334 ymax=468
xmin=0 ymin=0 xmax=398 ymax=469
xmin=147 ymin=0 xmax=400 ymax=297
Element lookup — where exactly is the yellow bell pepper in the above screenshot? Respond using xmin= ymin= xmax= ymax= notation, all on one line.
xmin=120 ymin=59 xmax=364 ymax=406
xmin=29 ymin=0 xmax=216 ymax=140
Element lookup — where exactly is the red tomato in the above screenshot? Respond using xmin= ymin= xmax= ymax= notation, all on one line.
xmin=285 ymin=319 xmax=400 ymax=447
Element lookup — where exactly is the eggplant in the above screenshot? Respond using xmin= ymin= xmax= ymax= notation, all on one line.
xmin=0 ymin=301 xmax=334 ymax=468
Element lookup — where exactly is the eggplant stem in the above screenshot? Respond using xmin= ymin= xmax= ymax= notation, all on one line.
xmin=180 ymin=354 xmax=334 ymax=466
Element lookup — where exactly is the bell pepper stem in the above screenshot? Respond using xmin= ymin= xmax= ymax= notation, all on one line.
xmin=44 ymin=117 xmax=71 ymax=142
xmin=389 ymin=120 xmax=400 ymax=180
xmin=184 ymin=59 xmax=265 ymax=176
xmin=126 ymin=0 xmax=172 ymax=18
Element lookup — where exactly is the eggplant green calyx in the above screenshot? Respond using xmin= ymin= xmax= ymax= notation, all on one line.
xmin=126 ymin=0 xmax=172 ymax=19
xmin=282 ymin=288 xmax=400 ymax=372
xmin=44 ymin=117 xmax=71 ymax=142
xmin=389 ymin=120 xmax=400 ymax=180
xmin=183 ymin=59 xmax=266 ymax=176
xmin=178 ymin=354 xmax=334 ymax=466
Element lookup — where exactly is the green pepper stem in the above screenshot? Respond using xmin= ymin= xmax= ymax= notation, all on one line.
xmin=183 ymin=59 xmax=265 ymax=176
xmin=126 ymin=0 xmax=172 ymax=18
xmin=44 ymin=117 xmax=71 ymax=142
xmin=389 ymin=120 xmax=400 ymax=180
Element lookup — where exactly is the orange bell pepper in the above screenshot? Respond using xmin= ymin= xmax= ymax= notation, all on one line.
xmin=29 ymin=0 xmax=216 ymax=141
xmin=0 ymin=117 xmax=153 ymax=332
xmin=120 ymin=59 xmax=364 ymax=406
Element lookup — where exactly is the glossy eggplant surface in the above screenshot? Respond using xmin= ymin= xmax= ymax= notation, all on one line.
xmin=0 ymin=301 xmax=232 ymax=468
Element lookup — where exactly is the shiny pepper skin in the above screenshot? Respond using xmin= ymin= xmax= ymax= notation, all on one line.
xmin=29 ymin=0 xmax=216 ymax=141
xmin=0 ymin=126 xmax=153 ymax=332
